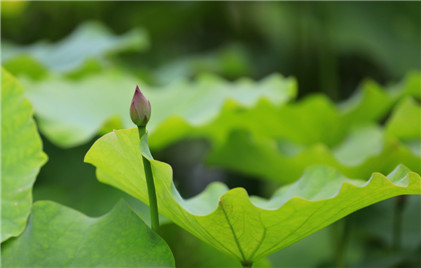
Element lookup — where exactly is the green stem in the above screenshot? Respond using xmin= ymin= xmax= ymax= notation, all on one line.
xmin=334 ymin=218 xmax=350 ymax=268
xmin=138 ymin=127 xmax=159 ymax=232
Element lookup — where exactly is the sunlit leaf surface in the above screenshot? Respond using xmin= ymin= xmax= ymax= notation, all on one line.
xmin=208 ymin=102 xmax=420 ymax=182
xmin=21 ymin=70 xmax=296 ymax=147
xmin=1 ymin=200 xmax=175 ymax=267
xmin=85 ymin=128 xmax=421 ymax=263
xmin=1 ymin=68 xmax=47 ymax=242
xmin=208 ymin=93 xmax=420 ymax=182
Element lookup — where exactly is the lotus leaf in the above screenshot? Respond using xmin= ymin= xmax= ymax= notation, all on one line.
xmin=1 ymin=67 xmax=47 ymax=242
xmin=85 ymin=128 xmax=421 ymax=264
xmin=1 ymin=200 xmax=174 ymax=267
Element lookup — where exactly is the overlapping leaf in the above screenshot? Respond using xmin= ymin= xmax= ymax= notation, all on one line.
xmin=2 ymin=21 xmax=149 ymax=74
xmin=1 ymin=67 xmax=47 ymax=242
xmin=18 ymin=69 xmax=418 ymax=154
xmin=208 ymin=97 xmax=421 ymax=183
xmin=1 ymin=200 xmax=174 ymax=267
xmin=19 ymin=70 xmax=296 ymax=147
xmin=85 ymin=128 xmax=421 ymax=264
xmin=199 ymin=71 xmax=420 ymax=149
xmin=13 ymin=61 xmax=420 ymax=184
xmin=204 ymin=72 xmax=420 ymax=182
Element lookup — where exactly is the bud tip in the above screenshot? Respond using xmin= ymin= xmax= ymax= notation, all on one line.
xmin=130 ymin=85 xmax=151 ymax=127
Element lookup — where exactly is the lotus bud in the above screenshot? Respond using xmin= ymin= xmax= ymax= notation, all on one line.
xmin=130 ymin=85 xmax=151 ymax=127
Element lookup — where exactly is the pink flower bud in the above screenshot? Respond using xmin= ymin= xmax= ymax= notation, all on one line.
xmin=130 ymin=85 xmax=151 ymax=127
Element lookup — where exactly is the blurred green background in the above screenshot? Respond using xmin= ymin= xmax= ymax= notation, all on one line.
xmin=3 ymin=2 xmax=420 ymax=97
xmin=2 ymin=1 xmax=420 ymax=268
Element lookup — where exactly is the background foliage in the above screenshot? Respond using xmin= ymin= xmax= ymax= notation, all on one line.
xmin=1 ymin=2 xmax=420 ymax=267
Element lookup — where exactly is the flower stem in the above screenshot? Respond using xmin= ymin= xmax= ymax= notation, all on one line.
xmin=143 ymin=156 xmax=159 ymax=232
xmin=138 ymin=127 xmax=159 ymax=232
xmin=334 ymin=218 xmax=350 ymax=268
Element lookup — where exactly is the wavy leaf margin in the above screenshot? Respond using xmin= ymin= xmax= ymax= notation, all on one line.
xmin=85 ymin=128 xmax=421 ymax=263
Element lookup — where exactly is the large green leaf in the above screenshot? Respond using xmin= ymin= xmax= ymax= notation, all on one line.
xmin=207 ymin=125 xmax=420 ymax=184
xmin=200 ymin=72 xmax=420 ymax=149
xmin=85 ymin=128 xmax=421 ymax=264
xmin=1 ymin=67 xmax=47 ymax=242
xmin=20 ymin=70 xmax=296 ymax=147
xmin=150 ymin=71 xmax=418 ymax=154
xmin=1 ymin=200 xmax=175 ymax=267
xmin=2 ymin=21 xmax=149 ymax=73
xmin=207 ymin=94 xmax=420 ymax=182
xmin=18 ymin=67 xmax=418 ymax=152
